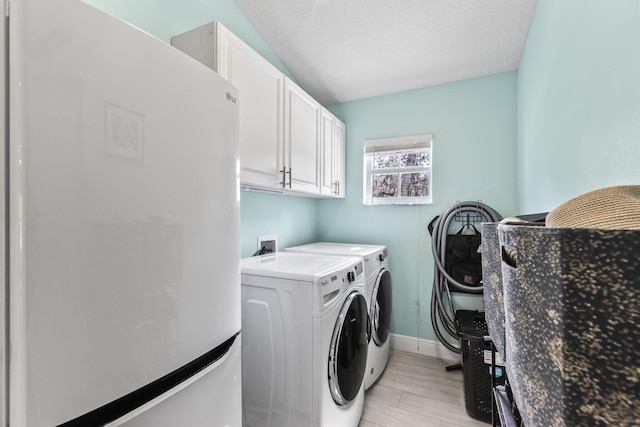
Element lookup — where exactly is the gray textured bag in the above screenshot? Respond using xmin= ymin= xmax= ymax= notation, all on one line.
xmin=480 ymin=222 xmax=505 ymax=358
xmin=498 ymin=224 xmax=640 ymax=427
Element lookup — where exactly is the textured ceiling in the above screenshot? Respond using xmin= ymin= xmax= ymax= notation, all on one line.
xmin=233 ymin=0 xmax=537 ymax=105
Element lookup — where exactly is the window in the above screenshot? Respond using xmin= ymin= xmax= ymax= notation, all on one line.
xmin=363 ymin=134 xmax=433 ymax=205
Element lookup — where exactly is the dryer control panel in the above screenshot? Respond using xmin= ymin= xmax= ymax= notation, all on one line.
xmin=363 ymin=249 xmax=388 ymax=281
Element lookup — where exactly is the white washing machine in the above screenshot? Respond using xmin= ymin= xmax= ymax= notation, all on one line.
xmin=285 ymin=243 xmax=392 ymax=389
xmin=240 ymin=252 xmax=368 ymax=427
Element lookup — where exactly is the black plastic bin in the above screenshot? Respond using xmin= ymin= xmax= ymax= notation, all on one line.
xmin=457 ymin=310 xmax=504 ymax=424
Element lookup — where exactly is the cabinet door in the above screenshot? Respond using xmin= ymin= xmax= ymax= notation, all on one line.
xmin=320 ymin=109 xmax=335 ymax=196
xmin=320 ymin=109 xmax=346 ymax=198
xmin=333 ymin=119 xmax=346 ymax=198
xmin=216 ymin=24 xmax=284 ymax=189
xmin=284 ymin=78 xmax=320 ymax=194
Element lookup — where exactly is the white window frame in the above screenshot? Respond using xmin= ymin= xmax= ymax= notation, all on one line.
xmin=363 ymin=134 xmax=433 ymax=205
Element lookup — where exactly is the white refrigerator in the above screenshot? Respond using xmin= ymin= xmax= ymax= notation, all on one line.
xmin=2 ymin=0 xmax=242 ymax=425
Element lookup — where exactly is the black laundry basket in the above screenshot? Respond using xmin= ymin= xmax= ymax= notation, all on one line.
xmin=457 ymin=310 xmax=504 ymax=424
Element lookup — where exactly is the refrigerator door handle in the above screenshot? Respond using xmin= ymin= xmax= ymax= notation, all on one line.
xmin=57 ymin=333 xmax=240 ymax=427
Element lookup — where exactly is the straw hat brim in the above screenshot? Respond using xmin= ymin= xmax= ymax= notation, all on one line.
xmin=546 ymin=185 xmax=640 ymax=230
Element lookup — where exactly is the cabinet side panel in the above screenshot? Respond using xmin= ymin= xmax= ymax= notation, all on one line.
xmin=170 ymin=22 xmax=216 ymax=71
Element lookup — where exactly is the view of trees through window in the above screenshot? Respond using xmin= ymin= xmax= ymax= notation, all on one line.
xmin=363 ymin=134 xmax=432 ymax=205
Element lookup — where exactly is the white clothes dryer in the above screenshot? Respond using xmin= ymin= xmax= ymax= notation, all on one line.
xmin=285 ymin=242 xmax=392 ymax=389
xmin=240 ymin=252 xmax=368 ymax=427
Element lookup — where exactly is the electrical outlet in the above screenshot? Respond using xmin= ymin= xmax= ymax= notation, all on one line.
xmin=257 ymin=235 xmax=278 ymax=254
xmin=259 ymin=240 xmax=276 ymax=253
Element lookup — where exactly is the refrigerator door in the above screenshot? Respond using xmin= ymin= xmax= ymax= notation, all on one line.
xmin=8 ymin=0 xmax=240 ymax=425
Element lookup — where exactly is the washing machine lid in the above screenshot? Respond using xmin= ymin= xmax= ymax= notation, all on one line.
xmin=286 ymin=242 xmax=386 ymax=258
xmin=240 ymin=252 xmax=362 ymax=282
xmin=285 ymin=243 xmax=388 ymax=281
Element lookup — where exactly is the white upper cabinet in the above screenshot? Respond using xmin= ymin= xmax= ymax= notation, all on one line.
xmin=334 ymin=119 xmax=346 ymax=198
xmin=284 ymin=77 xmax=321 ymax=194
xmin=172 ymin=22 xmax=344 ymax=197
xmin=320 ymin=109 xmax=335 ymax=196
xmin=320 ymin=109 xmax=346 ymax=198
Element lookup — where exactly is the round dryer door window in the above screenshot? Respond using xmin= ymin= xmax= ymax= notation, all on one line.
xmin=328 ymin=291 xmax=368 ymax=406
xmin=372 ymin=268 xmax=392 ymax=346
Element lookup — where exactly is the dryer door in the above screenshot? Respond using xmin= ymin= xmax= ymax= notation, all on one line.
xmin=328 ymin=291 xmax=368 ymax=406
xmin=371 ymin=268 xmax=392 ymax=346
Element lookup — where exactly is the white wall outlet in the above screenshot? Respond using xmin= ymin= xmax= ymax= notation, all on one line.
xmin=257 ymin=235 xmax=278 ymax=254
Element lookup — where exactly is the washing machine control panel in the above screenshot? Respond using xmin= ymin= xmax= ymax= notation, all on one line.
xmin=315 ymin=262 xmax=364 ymax=314
xmin=362 ymin=250 xmax=388 ymax=280
xmin=319 ymin=262 xmax=363 ymax=286
xmin=347 ymin=262 xmax=364 ymax=282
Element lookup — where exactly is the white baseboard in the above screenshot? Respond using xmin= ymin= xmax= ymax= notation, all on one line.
xmin=390 ymin=333 xmax=460 ymax=363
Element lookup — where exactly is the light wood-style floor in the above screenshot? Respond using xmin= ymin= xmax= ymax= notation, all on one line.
xmin=359 ymin=349 xmax=489 ymax=427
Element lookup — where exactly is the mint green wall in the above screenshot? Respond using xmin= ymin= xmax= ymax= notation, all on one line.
xmin=240 ymin=191 xmax=318 ymax=257
xmin=320 ymin=72 xmax=519 ymax=340
xmin=518 ymin=0 xmax=640 ymax=213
